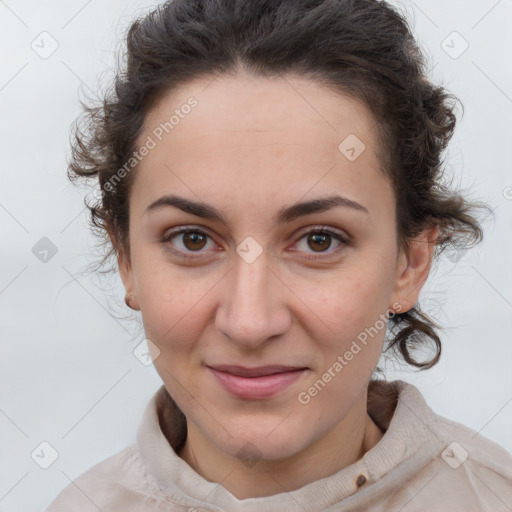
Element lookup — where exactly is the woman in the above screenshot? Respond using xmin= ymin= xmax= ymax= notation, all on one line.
xmin=46 ymin=0 xmax=512 ymax=510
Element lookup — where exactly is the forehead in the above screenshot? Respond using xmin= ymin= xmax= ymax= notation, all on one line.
xmin=142 ymin=72 xmax=380 ymax=152
xmin=133 ymin=72 xmax=391 ymax=221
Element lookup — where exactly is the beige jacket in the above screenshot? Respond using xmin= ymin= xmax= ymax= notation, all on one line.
xmin=45 ymin=380 xmax=512 ymax=511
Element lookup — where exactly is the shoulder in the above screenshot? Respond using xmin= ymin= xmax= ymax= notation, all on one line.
xmin=405 ymin=381 xmax=512 ymax=478
xmin=381 ymin=381 xmax=512 ymax=510
xmin=44 ymin=444 xmax=165 ymax=512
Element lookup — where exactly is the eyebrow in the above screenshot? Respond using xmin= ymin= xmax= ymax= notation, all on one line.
xmin=145 ymin=194 xmax=369 ymax=225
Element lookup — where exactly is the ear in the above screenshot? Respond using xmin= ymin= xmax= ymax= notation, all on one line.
xmin=107 ymin=223 xmax=140 ymax=311
xmin=389 ymin=224 xmax=439 ymax=314
xmin=118 ymin=250 xmax=141 ymax=311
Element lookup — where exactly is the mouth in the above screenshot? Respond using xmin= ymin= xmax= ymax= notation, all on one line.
xmin=206 ymin=364 xmax=309 ymax=399
xmin=208 ymin=364 xmax=307 ymax=377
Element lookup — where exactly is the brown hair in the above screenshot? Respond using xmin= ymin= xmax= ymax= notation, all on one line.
xmin=67 ymin=0 xmax=492 ymax=370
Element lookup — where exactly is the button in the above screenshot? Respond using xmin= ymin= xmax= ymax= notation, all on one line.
xmin=356 ymin=474 xmax=367 ymax=487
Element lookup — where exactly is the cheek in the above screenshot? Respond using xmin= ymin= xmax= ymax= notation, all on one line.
xmin=139 ymin=273 xmax=207 ymax=395
xmin=140 ymin=279 xmax=201 ymax=342
xmin=297 ymin=256 xmax=396 ymax=373
xmin=305 ymin=267 xmax=392 ymax=334
xmin=133 ymin=257 xmax=214 ymax=353
xmin=298 ymin=272 xmax=391 ymax=406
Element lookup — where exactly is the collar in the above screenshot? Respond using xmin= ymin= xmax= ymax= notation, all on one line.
xmin=136 ymin=379 xmax=440 ymax=511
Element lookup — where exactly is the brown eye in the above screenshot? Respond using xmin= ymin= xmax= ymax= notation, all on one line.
xmin=307 ymin=232 xmax=333 ymax=252
xmin=293 ymin=227 xmax=350 ymax=259
xmin=182 ymin=231 xmax=208 ymax=251
xmin=162 ymin=228 xmax=216 ymax=259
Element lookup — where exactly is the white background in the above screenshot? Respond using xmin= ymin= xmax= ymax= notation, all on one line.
xmin=0 ymin=1 xmax=511 ymax=510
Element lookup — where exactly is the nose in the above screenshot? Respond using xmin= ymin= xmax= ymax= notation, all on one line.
xmin=215 ymin=250 xmax=291 ymax=350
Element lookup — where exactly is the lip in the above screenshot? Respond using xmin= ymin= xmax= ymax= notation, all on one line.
xmin=208 ymin=364 xmax=307 ymax=377
xmin=207 ymin=365 xmax=308 ymax=399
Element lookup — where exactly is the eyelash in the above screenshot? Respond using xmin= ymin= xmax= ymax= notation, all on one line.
xmin=162 ymin=225 xmax=350 ymax=261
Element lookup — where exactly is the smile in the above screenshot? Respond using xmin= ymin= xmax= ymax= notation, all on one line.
xmin=207 ymin=365 xmax=308 ymax=399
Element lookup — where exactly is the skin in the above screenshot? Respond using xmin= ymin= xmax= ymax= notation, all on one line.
xmin=116 ymin=69 xmax=438 ymax=499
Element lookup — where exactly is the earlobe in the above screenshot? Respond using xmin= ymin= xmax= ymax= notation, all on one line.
xmin=390 ymin=224 xmax=440 ymax=314
xmin=118 ymin=253 xmax=140 ymax=310
xmin=110 ymin=228 xmax=140 ymax=311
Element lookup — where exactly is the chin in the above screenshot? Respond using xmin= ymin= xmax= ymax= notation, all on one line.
xmin=214 ymin=421 xmax=312 ymax=464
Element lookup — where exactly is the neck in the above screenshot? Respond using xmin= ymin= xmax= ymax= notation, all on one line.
xmin=177 ymin=390 xmax=384 ymax=499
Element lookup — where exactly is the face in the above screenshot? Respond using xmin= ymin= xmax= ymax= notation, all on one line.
xmin=118 ymin=70 xmax=432 ymax=462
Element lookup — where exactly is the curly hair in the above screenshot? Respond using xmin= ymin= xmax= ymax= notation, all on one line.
xmin=67 ymin=0 xmax=492 ymax=370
